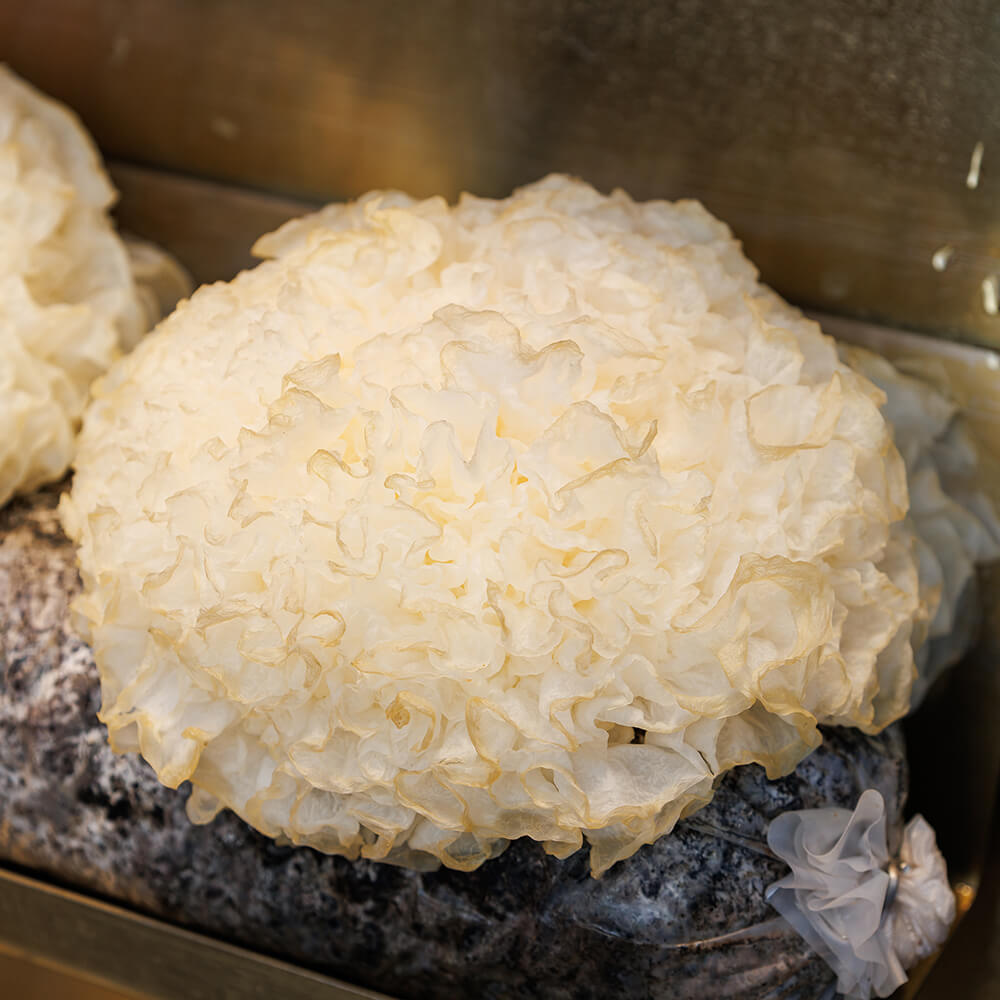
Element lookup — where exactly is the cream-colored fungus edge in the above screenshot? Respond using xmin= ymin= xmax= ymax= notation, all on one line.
xmin=0 ymin=65 xmax=151 ymax=506
xmin=64 ymin=175 xmax=932 ymax=875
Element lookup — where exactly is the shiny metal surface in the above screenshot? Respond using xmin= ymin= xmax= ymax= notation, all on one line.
xmin=0 ymin=951 xmax=137 ymax=1000
xmin=2 ymin=0 xmax=1000 ymax=345
xmin=884 ymin=860 xmax=904 ymax=915
xmin=0 ymin=867 xmax=391 ymax=1000
xmin=108 ymin=163 xmax=314 ymax=286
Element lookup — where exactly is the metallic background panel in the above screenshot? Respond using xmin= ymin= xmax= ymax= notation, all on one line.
xmin=2 ymin=0 xmax=999 ymax=344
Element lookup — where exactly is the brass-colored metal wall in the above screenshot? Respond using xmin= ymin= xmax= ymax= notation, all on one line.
xmin=1 ymin=1 xmax=999 ymax=337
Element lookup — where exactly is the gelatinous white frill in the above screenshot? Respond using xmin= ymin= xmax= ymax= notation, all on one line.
xmin=766 ymin=789 xmax=955 ymax=999
xmin=0 ymin=66 xmax=191 ymax=507
xmin=65 ymin=176 xmax=932 ymax=876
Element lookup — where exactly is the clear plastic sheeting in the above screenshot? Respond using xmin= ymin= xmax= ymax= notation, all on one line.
xmin=840 ymin=346 xmax=1000 ymax=707
xmin=766 ymin=789 xmax=955 ymax=999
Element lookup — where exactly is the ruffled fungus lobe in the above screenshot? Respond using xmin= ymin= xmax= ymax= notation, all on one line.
xmin=65 ymin=176 xmax=923 ymax=875
xmin=0 ymin=66 xmax=148 ymax=506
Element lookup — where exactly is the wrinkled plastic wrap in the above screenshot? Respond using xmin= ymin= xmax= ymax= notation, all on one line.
xmin=767 ymin=790 xmax=954 ymax=998
xmin=841 ymin=346 xmax=1000 ymax=705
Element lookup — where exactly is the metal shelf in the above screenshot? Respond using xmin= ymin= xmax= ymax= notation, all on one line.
xmin=0 ymin=867 xmax=390 ymax=1000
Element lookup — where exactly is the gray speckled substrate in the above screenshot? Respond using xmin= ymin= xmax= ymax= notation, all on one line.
xmin=0 ymin=485 xmax=907 ymax=1000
